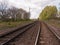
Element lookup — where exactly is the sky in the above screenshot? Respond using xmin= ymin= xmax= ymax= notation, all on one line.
xmin=0 ymin=0 xmax=60 ymax=19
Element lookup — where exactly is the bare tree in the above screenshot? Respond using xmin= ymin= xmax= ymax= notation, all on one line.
xmin=0 ymin=0 xmax=9 ymax=21
xmin=9 ymin=7 xmax=19 ymax=21
xmin=0 ymin=0 xmax=8 ymax=15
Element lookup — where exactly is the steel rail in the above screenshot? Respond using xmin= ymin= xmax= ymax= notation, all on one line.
xmin=0 ymin=21 xmax=37 ymax=45
xmin=43 ymin=22 xmax=60 ymax=40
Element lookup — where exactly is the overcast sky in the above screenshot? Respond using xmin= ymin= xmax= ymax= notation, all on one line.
xmin=0 ymin=0 xmax=60 ymax=19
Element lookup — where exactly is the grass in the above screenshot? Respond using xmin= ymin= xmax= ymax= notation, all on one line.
xmin=0 ymin=20 xmax=33 ymax=30
xmin=46 ymin=19 xmax=60 ymax=28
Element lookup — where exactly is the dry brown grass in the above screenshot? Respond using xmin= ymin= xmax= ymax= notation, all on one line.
xmin=46 ymin=19 xmax=60 ymax=28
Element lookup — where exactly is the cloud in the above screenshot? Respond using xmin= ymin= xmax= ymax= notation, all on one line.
xmin=0 ymin=0 xmax=60 ymax=19
xmin=48 ymin=0 xmax=60 ymax=9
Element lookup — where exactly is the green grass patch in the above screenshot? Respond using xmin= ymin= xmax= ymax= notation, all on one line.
xmin=0 ymin=20 xmax=33 ymax=30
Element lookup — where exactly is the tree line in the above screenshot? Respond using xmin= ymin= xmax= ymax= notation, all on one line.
xmin=39 ymin=6 xmax=60 ymax=20
xmin=0 ymin=0 xmax=30 ymax=21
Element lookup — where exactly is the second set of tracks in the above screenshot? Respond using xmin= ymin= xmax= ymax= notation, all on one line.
xmin=37 ymin=22 xmax=60 ymax=45
xmin=0 ymin=21 xmax=60 ymax=45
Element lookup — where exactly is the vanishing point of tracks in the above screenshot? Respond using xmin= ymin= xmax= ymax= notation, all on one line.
xmin=0 ymin=21 xmax=60 ymax=45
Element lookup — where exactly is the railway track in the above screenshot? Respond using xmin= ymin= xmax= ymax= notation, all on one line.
xmin=45 ymin=22 xmax=60 ymax=39
xmin=6 ymin=21 xmax=40 ymax=45
xmin=0 ymin=21 xmax=60 ymax=45
xmin=0 ymin=21 xmax=37 ymax=45
xmin=37 ymin=21 xmax=60 ymax=45
xmin=0 ymin=21 xmax=35 ymax=37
